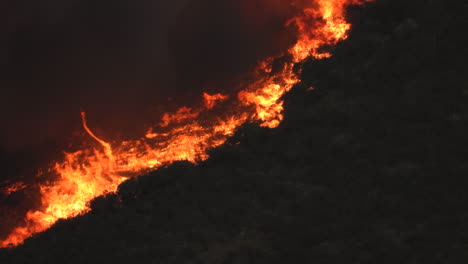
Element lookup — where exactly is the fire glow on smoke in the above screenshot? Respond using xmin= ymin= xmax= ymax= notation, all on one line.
xmin=1 ymin=0 xmax=374 ymax=248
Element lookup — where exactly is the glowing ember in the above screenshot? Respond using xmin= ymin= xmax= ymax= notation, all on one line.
xmin=0 ymin=182 xmax=27 ymax=196
xmin=0 ymin=0 xmax=374 ymax=248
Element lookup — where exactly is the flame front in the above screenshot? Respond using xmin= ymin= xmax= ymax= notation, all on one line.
xmin=1 ymin=0 xmax=373 ymax=248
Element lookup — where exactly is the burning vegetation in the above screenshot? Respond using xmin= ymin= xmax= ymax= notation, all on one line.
xmin=0 ymin=0 xmax=374 ymax=248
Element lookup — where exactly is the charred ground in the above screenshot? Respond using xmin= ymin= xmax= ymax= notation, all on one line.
xmin=1 ymin=0 xmax=468 ymax=263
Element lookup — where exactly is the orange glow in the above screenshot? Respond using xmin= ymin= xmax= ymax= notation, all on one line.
xmin=0 ymin=0 xmax=373 ymax=248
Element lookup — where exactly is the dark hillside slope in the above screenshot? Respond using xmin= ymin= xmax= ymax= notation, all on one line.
xmin=1 ymin=0 xmax=467 ymax=263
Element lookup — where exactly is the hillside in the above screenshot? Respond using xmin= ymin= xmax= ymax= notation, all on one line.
xmin=1 ymin=0 xmax=467 ymax=263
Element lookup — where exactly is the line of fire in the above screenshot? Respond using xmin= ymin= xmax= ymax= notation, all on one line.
xmin=0 ymin=0 xmax=375 ymax=248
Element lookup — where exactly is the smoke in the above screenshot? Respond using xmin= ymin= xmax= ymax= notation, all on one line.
xmin=1 ymin=0 xmax=176 ymax=151
xmin=0 ymin=0 xmax=297 ymax=155
xmin=169 ymin=0 xmax=295 ymax=95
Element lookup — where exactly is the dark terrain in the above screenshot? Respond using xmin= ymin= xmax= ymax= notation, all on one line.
xmin=1 ymin=0 xmax=468 ymax=263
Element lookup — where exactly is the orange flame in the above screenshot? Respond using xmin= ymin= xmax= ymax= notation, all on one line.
xmin=0 ymin=0 xmax=373 ymax=248
xmin=203 ymin=93 xmax=229 ymax=109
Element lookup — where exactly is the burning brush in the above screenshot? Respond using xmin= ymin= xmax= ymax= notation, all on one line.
xmin=0 ymin=0 xmax=374 ymax=248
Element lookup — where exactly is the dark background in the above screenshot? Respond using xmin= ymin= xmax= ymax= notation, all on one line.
xmin=1 ymin=0 xmax=468 ymax=262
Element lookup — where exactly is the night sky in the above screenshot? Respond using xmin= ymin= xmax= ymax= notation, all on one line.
xmin=1 ymin=0 xmax=468 ymax=262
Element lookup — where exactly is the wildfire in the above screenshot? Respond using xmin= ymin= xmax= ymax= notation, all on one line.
xmin=0 ymin=0 xmax=373 ymax=248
